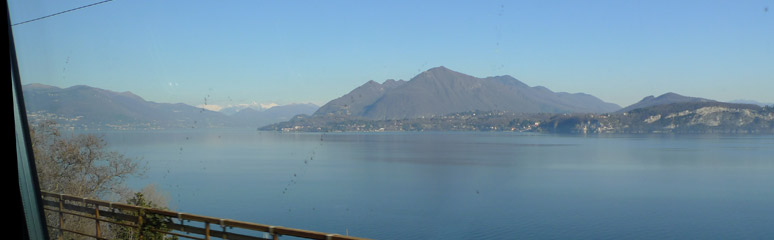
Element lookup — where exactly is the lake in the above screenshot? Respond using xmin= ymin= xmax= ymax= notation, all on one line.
xmin=99 ymin=129 xmax=774 ymax=239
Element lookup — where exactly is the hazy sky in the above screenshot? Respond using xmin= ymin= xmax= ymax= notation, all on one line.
xmin=10 ymin=0 xmax=774 ymax=108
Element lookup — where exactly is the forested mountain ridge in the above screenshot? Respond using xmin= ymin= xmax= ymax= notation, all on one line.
xmin=314 ymin=66 xmax=621 ymax=120
xmin=22 ymin=84 xmax=317 ymax=130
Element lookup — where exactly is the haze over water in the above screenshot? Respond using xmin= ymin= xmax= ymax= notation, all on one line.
xmin=102 ymin=129 xmax=774 ymax=239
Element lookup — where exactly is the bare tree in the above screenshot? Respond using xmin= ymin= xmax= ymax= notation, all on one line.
xmin=31 ymin=120 xmax=145 ymax=198
xmin=30 ymin=120 xmax=149 ymax=239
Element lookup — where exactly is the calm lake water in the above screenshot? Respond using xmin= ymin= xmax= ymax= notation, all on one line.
xmin=99 ymin=129 xmax=774 ymax=239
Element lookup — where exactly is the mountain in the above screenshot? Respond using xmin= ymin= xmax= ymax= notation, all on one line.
xmin=218 ymin=102 xmax=286 ymax=116
xmin=314 ymin=79 xmax=406 ymax=117
xmin=314 ymin=66 xmax=620 ymax=119
xmin=541 ymin=102 xmax=773 ymax=134
xmin=264 ymin=101 xmax=774 ymax=133
xmin=729 ymin=99 xmax=774 ymax=107
xmin=23 ymin=84 xmax=233 ymax=129
xmin=232 ymin=103 xmax=318 ymax=128
xmin=618 ymin=92 xmax=714 ymax=113
xmin=21 ymin=84 xmax=315 ymax=130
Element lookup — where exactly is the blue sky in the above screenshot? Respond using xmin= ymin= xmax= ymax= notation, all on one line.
xmin=9 ymin=0 xmax=774 ymax=108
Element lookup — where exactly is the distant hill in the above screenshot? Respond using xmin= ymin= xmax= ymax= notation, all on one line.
xmin=263 ymin=101 xmax=774 ymax=133
xmin=729 ymin=99 xmax=774 ymax=107
xmin=618 ymin=92 xmax=714 ymax=113
xmin=314 ymin=66 xmax=620 ymax=119
xmin=23 ymin=84 xmax=232 ymax=129
xmin=541 ymin=102 xmax=773 ymax=134
xmin=232 ymin=103 xmax=318 ymax=128
xmin=314 ymin=79 xmax=406 ymax=117
xmin=22 ymin=84 xmax=316 ymax=130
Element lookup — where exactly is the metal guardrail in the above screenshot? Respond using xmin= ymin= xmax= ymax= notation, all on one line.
xmin=40 ymin=191 xmax=370 ymax=240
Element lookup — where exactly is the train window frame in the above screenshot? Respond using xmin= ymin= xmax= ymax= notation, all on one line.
xmin=11 ymin=0 xmax=51 ymax=237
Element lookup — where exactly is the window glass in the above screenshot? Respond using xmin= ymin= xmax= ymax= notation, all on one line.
xmin=10 ymin=1 xmax=774 ymax=239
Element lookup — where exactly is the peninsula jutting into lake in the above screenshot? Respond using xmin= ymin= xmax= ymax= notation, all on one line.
xmin=263 ymin=67 xmax=774 ymax=134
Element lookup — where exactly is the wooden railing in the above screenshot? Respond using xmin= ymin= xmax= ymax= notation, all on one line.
xmin=40 ymin=191 xmax=370 ymax=240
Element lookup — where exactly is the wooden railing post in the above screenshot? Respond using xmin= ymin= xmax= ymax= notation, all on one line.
xmin=94 ymin=203 xmax=101 ymax=239
xmin=58 ymin=194 xmax=63 ymax=240
xmin=138 ymin=208 xmax=144 ymax=240
xmin=205 ymin=222 xmax=211 ymax=240
xmin=269 ymin=226 xmax=278 ymax=240
xmin=220 ymin=219 xmax=229 ymax=240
